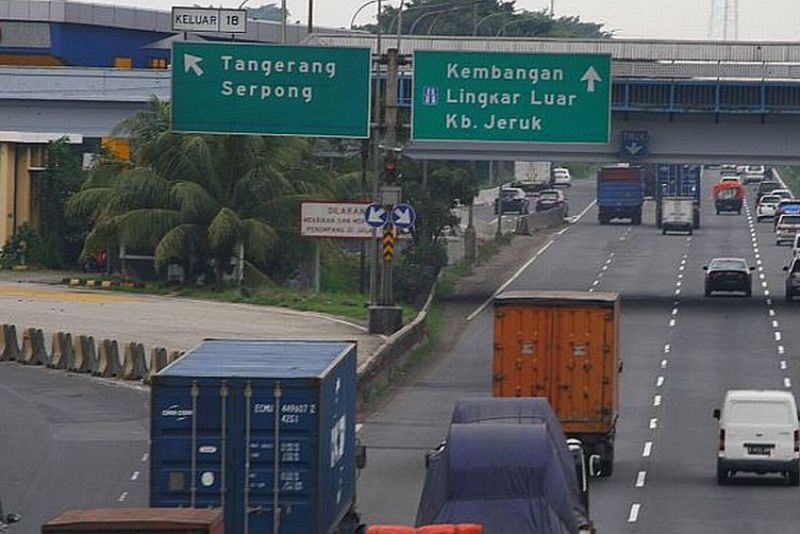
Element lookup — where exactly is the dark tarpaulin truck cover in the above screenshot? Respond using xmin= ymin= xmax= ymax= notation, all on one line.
xmin=415 ymin=422 xmax=579 ymax=534
xmin=447 ymin=398 xmax=589 ymax=528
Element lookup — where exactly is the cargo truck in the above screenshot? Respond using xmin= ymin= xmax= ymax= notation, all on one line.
xmin=492 ymin=291 xmax=621 ymax=476
xmin=712 ymin=181 xmax=745 ymax=214
xmin=655 ymin=164 xmax=702 ymax=229
xmin=596 ymin=166 xmax=644 ymax=225
xmin=150 ymin=340 xmax=363 ymax=534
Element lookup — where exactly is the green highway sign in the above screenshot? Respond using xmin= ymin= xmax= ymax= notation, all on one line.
xmin=412 ymin=50 xmax=611 ymax=143
xmin=172 ymin=42 xmax=371 ymax=138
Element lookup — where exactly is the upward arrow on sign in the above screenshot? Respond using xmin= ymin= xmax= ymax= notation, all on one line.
xmin=580 ymin=66 xmax=602 ymax=93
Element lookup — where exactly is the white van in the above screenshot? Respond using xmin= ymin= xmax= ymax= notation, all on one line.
xmin=714 ymin=390 xmax=800 ymax=485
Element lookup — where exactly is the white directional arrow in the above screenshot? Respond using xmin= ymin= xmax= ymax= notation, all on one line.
xmin=367 ymin=206 xmax=386 ymax=225
xmin=184 ymin=54 xmax=204 ymax=77
xmin=626 ymin=142 xmax=643 ymax=156
xmin=580 ymin=66 xmax=603 ymax=93
xmin=393 ymin=207 xmax=412 ymax=226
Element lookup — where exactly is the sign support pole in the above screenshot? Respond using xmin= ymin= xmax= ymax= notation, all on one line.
xmin=382 ymin=48 xmax=400 ymax=306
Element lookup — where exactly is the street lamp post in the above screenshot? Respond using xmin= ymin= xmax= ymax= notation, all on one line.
xmin=495 ymin=14 xmax=542 ymax=37
xmin=350 ymin=0 xmax=380 ymax=28
xmin=409 ymin=7 xmax=458 ymax=35
xmin=473 ymin=10 xmax=510 ymax=36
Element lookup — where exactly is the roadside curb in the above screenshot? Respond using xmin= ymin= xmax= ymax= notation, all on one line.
xmin=356 ymin=283 xmax=436 ymax=408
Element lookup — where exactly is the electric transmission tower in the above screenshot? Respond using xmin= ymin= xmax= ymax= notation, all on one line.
xmin=708 ymin=0 xmax=738 ymax=40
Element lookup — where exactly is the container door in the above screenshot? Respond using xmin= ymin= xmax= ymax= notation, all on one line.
xmin=493 ymin=305 xmax=553 ymax=398
xmin=151 ymin=380 xmax=236 ymax=529
xmin=233 ymin=379 xmax=320 ymax=534
xmin=551 ymin=307 xmax=610 ymax=427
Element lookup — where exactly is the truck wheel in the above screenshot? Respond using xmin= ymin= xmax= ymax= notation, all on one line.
xmin=717 ymin=462 xmax=731 ymax=485
xmin=788 ymin=462 xmax=800 ymax=486
xmin=693 ymin=211 xmax=701 ymax=229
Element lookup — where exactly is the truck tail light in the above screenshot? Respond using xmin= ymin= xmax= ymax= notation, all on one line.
xmin=719 ymin=429 xmax=726 ymax=452
xmin=794 ymin=430 xmax=799 ymax=453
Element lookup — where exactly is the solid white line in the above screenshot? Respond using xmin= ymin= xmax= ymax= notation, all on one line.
xmin=555 ymin=227 xmax=570 ymax=236
xmin=650 ymin=418 xmax=658 ymax=429
xmin=654 ymin=395 xmax=662 ymax=406
xmin=781 ymin=361 xmax=787 ymax=370
xmin=573 ymin=199 xmax=598 ymax=222
xmin=643 ymin=441 xmax=653 ymax=457
xmin=130 ymin=471 xmax=140 ymax=481
xmin=636 ymin=471 xmax=647 ymax=488
xmin=779 ymin=345 xmax=786 ymax=355
xmin=776 ymin=331 xmax=782 ymax=341
xmin=628 ymin=503 xmax=641 ymax=523
xmin=657 ymin=376 xmax=665 ymax=387
xmin=661 ymin=359 xmax=668 ymax=369
xmin=118 ymin=492 xmax=128 ymax=502
xmin=466 ymin=239 xmax=555 ymax=321
xmin=785 ymin=377 xmax=792 ymax=388
xmin=664 ymin=344 xmax=671 ymax=353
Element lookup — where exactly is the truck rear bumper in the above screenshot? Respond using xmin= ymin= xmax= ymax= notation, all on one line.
xmin=718 ymin=458 xmax=798 ymax=473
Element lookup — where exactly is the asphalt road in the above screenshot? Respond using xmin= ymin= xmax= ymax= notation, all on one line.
xmin=357 ymin=171 xmax=800 ymax=533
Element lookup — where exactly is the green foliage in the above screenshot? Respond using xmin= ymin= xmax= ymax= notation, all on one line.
xmin=0 ymin=224 xmax=41 ymax=268
xmin=395 ymin=241 xmax=447 ymax=307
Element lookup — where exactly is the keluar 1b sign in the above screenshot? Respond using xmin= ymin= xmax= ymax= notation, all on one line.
xmin=412 ymin=50 xmax=611 ymax=144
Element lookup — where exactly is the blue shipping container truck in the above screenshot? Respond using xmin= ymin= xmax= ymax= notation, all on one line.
xmin=150 ymin=340 xmax=358 ymax=534
xmin=655 ymin=164 xmax=702 ymax=229
xmin=596 ymin=165 xmax=644 ymax=225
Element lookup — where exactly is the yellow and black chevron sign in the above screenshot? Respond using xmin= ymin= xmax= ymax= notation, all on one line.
xmin=383 ymin=226 xmax=395 ymax=262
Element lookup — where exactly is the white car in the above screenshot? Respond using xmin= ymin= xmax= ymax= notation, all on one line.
xmin=776 ymin=214 xmax=800 ymax=245
xmin=743 ymin=165 xmax=766 ymax=184
xmin=756 ymin=194 xmax=781 ymax=221
xmin=793 ymin=234 xmax=800 ymax=258
xmin=552 ymin=167 xmax=572 ymax=187
xmin=714 ymin=390 xmax=800 ymax=485
xmin=769 ymin=189 xmax=794 ymax=201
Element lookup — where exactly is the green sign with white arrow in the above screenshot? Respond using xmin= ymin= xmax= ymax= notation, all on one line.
xmin=171 ymin=42 xmax=371 ymax=138
xmin=412 ymin=50 xmax=611 ymax=143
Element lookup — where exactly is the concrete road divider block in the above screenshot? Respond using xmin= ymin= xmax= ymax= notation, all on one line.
xmin=49 ymin=332 xmax=73 ymax=369
xmin=95 ymin=339 xmax=121 ymax=377
xmin=71 ymin=335 xmax=97 ymax=373
xmin=122 ymin=342 xmax=147 ymax=381
xmin=19 ymin=328 xmax=47 ymax=366
xmin=146 ymin=347 xmax=168 ymax=384
xmin=68 ymin=278 xmax=82 ymax=287
xmin=101 ymin=280 xmax=113 ymax=288
xmin=0 ymin=324 xmax=20 ymax=362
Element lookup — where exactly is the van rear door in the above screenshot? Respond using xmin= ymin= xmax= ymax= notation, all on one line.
xmin=724 ymin=400 xmax=796 ymax=461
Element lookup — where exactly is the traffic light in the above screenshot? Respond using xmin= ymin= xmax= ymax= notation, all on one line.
xmin=383 ymin=154 xmax=399 ymax=184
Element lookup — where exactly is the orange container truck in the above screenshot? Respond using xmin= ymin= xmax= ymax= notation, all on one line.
xmin=493 ymin=290 xmax=621 ymax=476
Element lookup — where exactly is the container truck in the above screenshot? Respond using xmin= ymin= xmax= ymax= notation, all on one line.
xmin=492 ymin=291 xmax=621 ymax=476
xmin=150 ymin=340 xmax=362 ymax=534
xmin=596 ymin=166 xmax=644 ymax=225
xmin=655 ymin=164 xmax=702 ymax=229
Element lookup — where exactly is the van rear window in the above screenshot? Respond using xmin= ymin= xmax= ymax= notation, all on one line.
xmin=728 ymin=401 xmax=793 ymax=424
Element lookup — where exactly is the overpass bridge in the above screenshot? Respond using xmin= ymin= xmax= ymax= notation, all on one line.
xmin=4 ymin=36 xmax=800 ymax=162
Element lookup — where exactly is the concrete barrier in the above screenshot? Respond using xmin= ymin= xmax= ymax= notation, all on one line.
xmin=49 ymin=332 xmax=73 ymax=369
xmin=0 ymin=324 xmax=19 ymax=362
xmin=71 ymin=335 xmax=98 ymax=373
xmin=19 ymin=328 xmax=48 ymax=366
xmin=95 ymin=339 xmax=121 ymax=378
xmin=146 ymin=347 xmax=168 ymax=384
xmin=515 ymin=205 xmax=566 ymax=235
xmin=122 ymin=342 xmax=148 ymax=381
xmin=167 ymin=350 xmax=184 ymax=364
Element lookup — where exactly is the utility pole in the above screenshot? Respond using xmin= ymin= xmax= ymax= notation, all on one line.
xmin=308 ymin=0 xmax=314 ymax=34
xmin=281 ymin=0 xmax=287 ymax=43
xmin=380 ymin=47 xmax=400 ymax=307
xmin=369 ymin=0 xmax=383 ymax=306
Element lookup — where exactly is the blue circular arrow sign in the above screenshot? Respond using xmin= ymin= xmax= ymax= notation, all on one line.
xmin=364 ymin=203 xmax=388 ymax=228
xmin=392 ymin=203 xmax=416 ymax=229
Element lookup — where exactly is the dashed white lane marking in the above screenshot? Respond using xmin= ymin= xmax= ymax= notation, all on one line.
xmin=675 ymin=288 xmax=681 ymax=295
xmin=130 ymin=471 xmax=140 ymax=481
xmin=592 ymin=280 xmax=600 ymax=286
xmin=776 ymin=332 xmax=782 ymax=342
xmin=656 ymin=376 xmax=665 ymax=387
xmin=643 ymin=441 xmax=653 ymax=457
xmin=781 ymin=361 xmax=787 ymax=370
xmin=679 ymin=265 xmax=685 ymax=271
xmin=636 ymin=471 xmax=647 ymax=488
xmin=669 ymin=318 xmax=677 ymax=327
xmin=767 ymin=298 xmax=773 ymax=306
xmin=676 ymin=281 xmax=682 ymax=287
xmin=779 ymin=345 xmax=786 ymax=355
xmin=602 ymin=265 xmax=609 ymax=271
xmin=765 ymin=289 xmax=771 ymax=297
xmin=650 ymin=418 xmax=658 ymax=429
xmin=769 ymin=309 xmax=776 ymax=317
xmin=762 ymin=281 xmax=768 ymax=288
xmin=589 ymin=288 xmax=595 ymax=292
xmin=773 ymin=320 xmax=780 ymax=329
xmin=760 ymin=273 xmax=766 ymax=280
xmin=664 ymin=344 xmax=671 ymax=353
xmin=654 ymin=395 xmax=662 ymax=406
xmin=628 ymin=503 xmax=642 ymax=523
xmin=118 ymin=492 xmax=128 ymax=502
xmin=141 ymin=453 xmax=149 ymax=462
xmin=672 ymin=308 xmax=679 ymax=315
xmin=681 ymin=259 xmax=687 ymax=265
xmin=661 ymin=359 xmax=668 ymax=369
xmin=785 ymin=377 xmax=793 ymax=389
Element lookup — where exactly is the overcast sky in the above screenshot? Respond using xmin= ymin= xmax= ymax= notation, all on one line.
xmin=92 ymin=0 xmax=800 ymax=41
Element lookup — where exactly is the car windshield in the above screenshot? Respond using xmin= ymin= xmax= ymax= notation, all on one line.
xmin=780 ymin=215 xmax=800 ymax=225
xmin=746 ymin=166 xmax=765 ymax=173
xmin=709 ymin=259 xmax=747 ymax=271
xmin=539 ymin=192 xmax=559 ymax=200
xmin=760 ymin=195 xmax=781 ymax=204
xmin=727 ymin=401 xmax=793 ymax=425
xmin=501 ymin=189 xmax=521 ymax=198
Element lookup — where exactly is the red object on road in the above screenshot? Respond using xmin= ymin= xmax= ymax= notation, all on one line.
xmin=712 ymin=181 xmax=745 ymax=201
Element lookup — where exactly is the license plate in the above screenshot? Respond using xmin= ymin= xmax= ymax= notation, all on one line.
xmin=746 ymin=444 xmax=773 ymax=455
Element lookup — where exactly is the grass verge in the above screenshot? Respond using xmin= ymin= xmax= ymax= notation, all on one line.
xmin=778 ymin=167 xmax=800 ymax=194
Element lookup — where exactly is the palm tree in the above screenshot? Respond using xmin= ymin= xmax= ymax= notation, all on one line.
xmin=69 ymin=99 xmax=334 ymax=287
